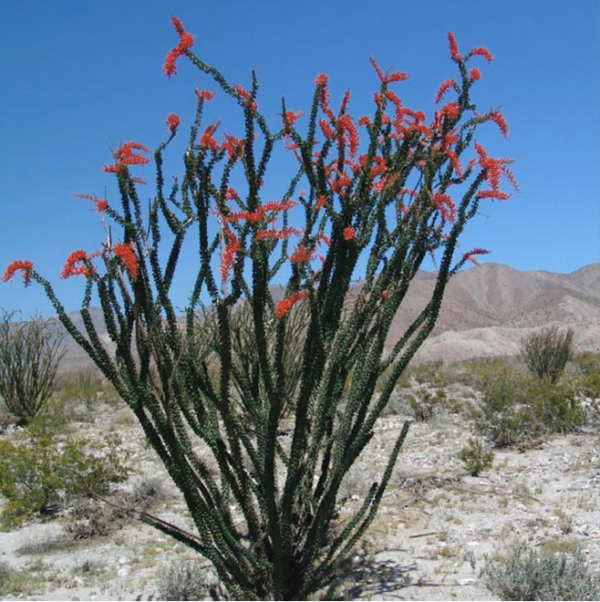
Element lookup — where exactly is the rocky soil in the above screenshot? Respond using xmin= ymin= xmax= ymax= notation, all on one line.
xmin=1 ymin=382 xmax=600 ymax=601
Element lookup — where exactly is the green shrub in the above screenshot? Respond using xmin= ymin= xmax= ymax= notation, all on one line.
xmin=474 ymin=368 xmax=586 ymax=447
xmin=0 ymin=309 xmax=65 ymax=424
xmin=64 ymin=499 xmax=126 ymax=540
xmin=157 ymin=559 xmax=219 ymax=601
xmin=521 ymin=326 xmax=574 ymax=383
xmin=574 ymin=352 xmax=600 ymax=399
xmin=397 ymin=382 xmax=448 ymax=421
xmin=451 ymin=357 xmax=518 ymax=391
xmin=458 ymin=437 xmax=494 ymax=476
xmin=483 ymin=542 xmax=600 ymax=600
xmin=0 ymin=425 xmax=127 ymax=529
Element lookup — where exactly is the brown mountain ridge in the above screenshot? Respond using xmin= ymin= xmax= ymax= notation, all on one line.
xmin=56 ymin=262 xmax=600 ymax=374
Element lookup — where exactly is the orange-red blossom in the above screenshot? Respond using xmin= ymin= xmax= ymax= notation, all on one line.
xmin=113 ymin=242 xmax=140 ymax=282
xmin=164 ymin=16 xmax=195 ymax=78
xmin=276 ymin=291 xmax=309 ymax=319
xmin=2 ymin=260 xmax=34 ymax=286
xmin=103 ymin=142 xmax=151 ymax=174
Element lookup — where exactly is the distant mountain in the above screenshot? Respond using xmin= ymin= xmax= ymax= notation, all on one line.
xmin=404 ymin=263 xmax=600 ymax=363
xmin=53 ymin=263 xmax=600 ymax=375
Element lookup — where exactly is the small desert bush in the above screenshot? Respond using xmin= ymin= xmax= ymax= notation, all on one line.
xmin=483 ymin=542 xmax=600 ymax=601
xmin=394 ymin=382 xmax=448 ymax=421
xmin=450 ymin=356 xmax=520 ymax=391
xmin=64 ymin=499 xmax=127 ymax=540
xmin=474 ymin=368 xmax=586 ymax=447
xmin=57 ymin=369 xmax=123 ymax=414
xmin=521 ymin=326 xmax=574 ymax=383
xmin=404 ymin=361 xmax=446 ymax=386
xmin=0 ymin=422 xmax=127 ymax=529
xmin=458 ymin=437 xmax=494 ymax=476
xmin=157 ymin=559 xmax=220 ymax=601
xmin=129 ymin=475 xmax=169 ymax=510
xmin=0 ymin=310 xmax=65 ymax=424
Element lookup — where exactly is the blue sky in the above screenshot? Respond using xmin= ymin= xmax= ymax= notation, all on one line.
xmin=1 ymin=0 xmax=598 ymax=318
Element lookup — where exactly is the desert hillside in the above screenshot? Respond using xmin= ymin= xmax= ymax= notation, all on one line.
xmin=55 ymin=263 xmax=600 ymax=374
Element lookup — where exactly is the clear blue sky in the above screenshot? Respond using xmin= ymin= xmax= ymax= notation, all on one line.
xmin=1 ymin=0 xmax=598 ymax=318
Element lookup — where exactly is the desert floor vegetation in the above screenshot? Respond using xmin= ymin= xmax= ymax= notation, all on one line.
xmin=0 ymin=352 xmax=599 ymax=600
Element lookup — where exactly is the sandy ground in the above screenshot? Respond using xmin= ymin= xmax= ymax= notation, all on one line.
xmin=1 ymin=389 xmax=600 ymax=601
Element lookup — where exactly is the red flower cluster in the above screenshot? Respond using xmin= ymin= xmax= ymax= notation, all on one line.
xmin=435 ymin=79 xmax=456 ymax=104
xmin=114 ymin=242 xmax=140 ymax=281
xmin=199 ymin=121 xmax=221 ymax=151
xmin=475 ymin=141 xmax=518 ymax=200
xmin=2 ymin=260 xmax=34 ymax=286
xmin=462 ymin=248 xmax=490 ymax=266
xmin=275 ymin=291 xmax=309 ymax=319
xmin=431 ymin=193 xmax=457 ymax=222
xmin=290 ymin=244 xmax=315 ymax=263
xmin=447 ymin=32 xmax=462 ymax=62
xmin=369 ymin=56 xmax=409 ymax=84
xmin=72 ymin=192 xmax=109 ymax=213
xmin=61 ymin=249 xmax=100 ymax=279
xmin=220 ymin=230 xmax=240 ymax=283
xmin=104 ymin=142 xmax=151 ymax=174
xmin=195 ymin=88 xmax=215 ymax=102
xmin=255 ymin=227 xmax=298 ymax=241
xmin=166 ymin=113 xmax=181 ymax=134
xmin=234 ymin=84 xmax=258 ymax=111
xmin=164 ymin=16 xmax=194 ymax=78
xmin=342 ymin=226 xmax=356 ymax=241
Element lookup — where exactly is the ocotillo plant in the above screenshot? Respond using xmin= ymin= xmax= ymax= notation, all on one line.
xmin=3 ymin=17 xmax=516 ymax=600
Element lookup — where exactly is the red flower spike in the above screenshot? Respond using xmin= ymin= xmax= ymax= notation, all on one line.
xmin=331 ymin=174 xmax=352 ymax=194
xmin=475 ymin=141 xmax=519 ymax=194
xmin=113 ymin=242 xmax=140 ymax=282
xmin=3 ymin=260 xmax=34 ymax=286
xmin=104 ymin=141 xmax=151 ymax=173
xmin=435 ymin=79 xmax=456 ymax=104
xmin=290 ymin=244 xmax=315 ymax=263
xmin=488 ymin=110 xmax=510 ymax=137
xmin=164 ymin=16 xmax=195 ymax=78
xmin=220 ymin=230 xmax=240 ymax=283
xmin=337 ymin=114 xmax=359 ymax=157
xmin=340 ymin=89 xmax=351 ymax=113
xmin=254 ymin=226 xmax=301 ymax=242
xmin=469 ymin=46 xmax=494 ymax=62
xmin=469 ymin=67 xmax=481 ymax=81
xmin=476 ymin=190 xmax=511 ymax=200
xmin=199 ymin=121 xmax=221 ymax=151
xmin=166 ymin=113 xmax=181 ymax=134
xmin=462 ymin=248 xmax=490 ymax=266
xmin=315 ymin=195 xmax=327 ymax=209
xmin=61 ymin=249 xmax=100 ymax=279
xmin=369 ymin=56 xmax=408 ymax=84
xmin=222 ymin=134 xmax=245 ymax=159
xmin=73 ymin=193 xmax=109 ymax=213
xmin=283 ymin=110 xmax=303 ymax=128
xmin=447 ymin=31 xmax=462 ymax=61
xmin=276 ymin=291 xmax=309 ymax=319
xmin=234 ymin=84 xmax=258 ymax=111
xmin=432 ymin=193 xmax=456 ymax=222
xmin=314 ymin=74 xmax=333 ymax=119
xmin=342 ymin=226 xmax=356 ymax=241
xmin=195 ymin=88 xmax=215 ymax=102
